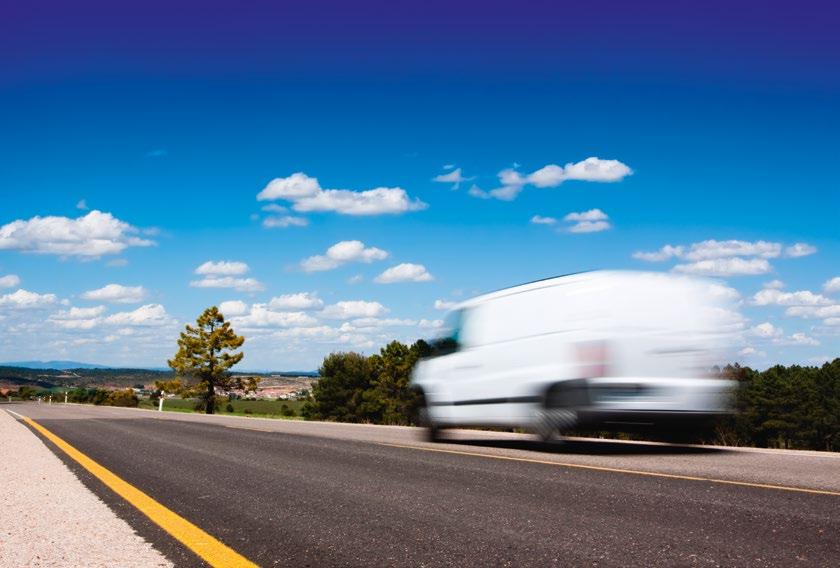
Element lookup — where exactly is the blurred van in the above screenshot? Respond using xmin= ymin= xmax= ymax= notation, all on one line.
xmin=411 ymin=271 xmax=738 ymax=441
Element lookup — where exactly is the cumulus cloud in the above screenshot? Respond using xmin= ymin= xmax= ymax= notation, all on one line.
xmin=433 ymin=167 xmax=474 ymax=189
xmin=784 ymin=243 xmax=817 ymax=258
xmin=780 ymin=332 xmax=820 ymax=346
xmin=105 ymin=304 xmax=172 ymax=327
xmin=231 ymin=305 xmax=318 ymax=328
xmin=0 ymin=210 xmax=154 ymax=258
xmin=189 ymin=277 xmax=265 ymax=293
xmin=434 ymin=299 xmax=457 ymax=310
xmin=530 ymin=215 xmax=557 ymax=225
xmin=751 ymin=288 xmax=831 ymax=306
xmin=471 ymin=157 xmax=632 ymax=201
xmin=673 ymin=258 xmax=771 ymax=277
xmin=54 ymin=306 xmax=107 ymax=319
xmin=763 ymin=279 xmax=785 ymax=290
xmin=738 ymin=346 xmax=766 ymax=357
xmin=262 ymin=216 xmax=309 ymax=229
xmin=0 ymin=289 xmax=58 ymax=309
xmin=824 ymin=277 xmax=840 ymax=294
xmin=257 ymin=172 xmax=427 ymax=216
xmin=269 ymin=292 xmax=324 ymax=310
xmin=321 ymin=300 xmax=388 ymax=319
xmin=219 ymin=300 xmax=249 ymax=317
xmin=633 ymin=239 xmax=817 ymax=277
xmin=374 ymin=263 xmax=434 ymax=284
xmin=81 ymin=284 xmax=147 ymax=304
xmin=195 ymin=261 xmax=249 ymax=276
xmin=749 ymin=322 xmax=783 ymax=338
xmin=785 ymin=305 xmax=840 ymax=319
xmin=300 ymin=240 xmax=388 ymax=272
xmin=632 ymin=245 xmax=685 ymax=262
xmin=76 ymin=199 xmax=88 ymax=210
xmin=0 ymin=274 xmax=21 ymax=288
xmin=562 ymin=209 xmax=611 ymax=233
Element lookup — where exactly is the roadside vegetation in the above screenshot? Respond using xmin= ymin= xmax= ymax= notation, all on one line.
xmin=4 ymin=305 xmax=837 ymax=451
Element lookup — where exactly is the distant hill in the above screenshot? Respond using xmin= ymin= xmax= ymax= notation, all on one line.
xmin=1 ymin=360 xmax=111 ymax=370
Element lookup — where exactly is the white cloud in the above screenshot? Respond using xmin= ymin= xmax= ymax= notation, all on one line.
xmin=433 ymin=167 xmax=473 ymax=189
xmin=673 ymin=258 xmax=771 ymax=277
xmin=467 ymin=185 xmax=491 ymax=200
xmin=473 ymin=157 xmax=632 ymax=201
xmin=738 ymin=346 xmax=765 ymax=357
xmin=105 ymin=304 xmax=172 ymax=327
xmin=749 ymin=322 xmax=783 ymax=338
xmin=0 ymin=274 xmax=21 ymax=288
xmin=683 ymin=240 xmax=782 ymax=261
xmin=419 ymin=318 xmax=444 ymax=329
xmin=81 ymin=284 xmax=147 ymax=304
xmin=823 ymin=277 xmax=840 ymax=294
xmin=321 ymin=300 xmax=388 ymax=319
xmin=751 ymin=289 xmax=831 ymax=306
xmin=780 ymin=332 xmax=820 ymax=346
xmin=561 ymin=209 xmax=611 ymax=233
xmin=54 ymin=305 xmax=107 ymax=319
xmin=763 ymin=279 xmax=785 ymax=290
xmin=434 ymin=299 xmax=457 ymax=310
xmin=784 ymin=243 xmax=817 ymax=258
xmin=785 ymin=305 xmax=840 ymax=319
xmin=262 ymin=216 xmax=309 ymax=229
xmin=348 ymin=317 xmax=417 ymax=329
xmin=194 ymin=261 xmax=249 ymax=276
xmin=632 ymin=245 xmax=685 ymax=262
xmin=261 ymin=203 xmax=288 ymax=213
xmin=269 ymin=292 xmax=324 ymax=310
xmin=231 ymin=305 xmax=318 ymax=328
xmin=707 ymin=283 xmax=741 ymax=301
xmin=0 ymin=210 xmax=154 ymax=258
xmin=189 ymin=277 xmax=265 ymax=293
xmin=76 ymin=199 xmax=88 ymax=210
xmin=347 ymin=274 xmax=364 ymax=285
xmin=530 ymin=215 xmax=557 ymax=225
xmin=0 ymin=289 xmax=58 ymax=309
xmin=563 ymin=209 xmax=609 ymax=222
xmin=219 ymin=300 xmax=249 ymax=317
xmin=374 ymin=263 xmax=434 ymax=284
xmin=258 ymin=172 xmax=427 ymax=216
xmin=300 ymin=240 xmax=388 ymax=272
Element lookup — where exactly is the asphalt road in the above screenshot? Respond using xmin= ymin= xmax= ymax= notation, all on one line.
xmin=7 ymin=402 xmax=840 ymax=567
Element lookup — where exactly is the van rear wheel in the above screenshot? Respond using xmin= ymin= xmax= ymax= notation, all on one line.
xmin=414 ymin=391 xmax=443 ymax=443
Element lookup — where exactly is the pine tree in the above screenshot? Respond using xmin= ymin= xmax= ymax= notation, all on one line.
xmin=168 ymin=306 xmax=255 ymax=414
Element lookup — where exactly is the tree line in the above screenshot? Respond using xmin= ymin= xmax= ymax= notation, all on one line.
xmin=302 ymin=344 xmax=840 ymax=452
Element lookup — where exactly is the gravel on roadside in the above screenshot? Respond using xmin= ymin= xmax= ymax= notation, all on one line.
xmin=0 ymin=409 xmax=173 ymax=568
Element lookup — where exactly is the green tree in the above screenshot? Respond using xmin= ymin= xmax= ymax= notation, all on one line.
xmin=363 ymin=340 xmax=430 ymax=425
xmin=104 ymin=389 xmax=139 ymax=407
xmin=302 ymin=352 xmax=375 ymax=422
xmin=168 ymin=306 xmax=256 ymax=414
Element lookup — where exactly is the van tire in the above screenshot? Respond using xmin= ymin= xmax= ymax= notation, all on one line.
xmin=414 ymin=390 xmax=443 ymax=443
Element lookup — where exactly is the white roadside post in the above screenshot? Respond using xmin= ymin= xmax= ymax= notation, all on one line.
xmin=159 ymin=391 xmax=165 ymax=412
xmin=64 ymin=391 xmax=68 ymax=404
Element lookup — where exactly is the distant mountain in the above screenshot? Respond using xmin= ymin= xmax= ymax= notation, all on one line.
xmin=1 ymin=360 xmax=111 ymax=370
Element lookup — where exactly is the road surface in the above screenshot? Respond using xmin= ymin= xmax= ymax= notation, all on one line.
xmin=5 ymin=402 xmax=840 ymax=567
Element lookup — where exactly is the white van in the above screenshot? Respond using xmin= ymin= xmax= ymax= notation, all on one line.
xmin=411 ymin=271 xmax=737 ymax=441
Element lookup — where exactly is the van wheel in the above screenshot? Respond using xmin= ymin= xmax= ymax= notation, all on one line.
xmin=415 ymin=392 xmax=443 ymax=443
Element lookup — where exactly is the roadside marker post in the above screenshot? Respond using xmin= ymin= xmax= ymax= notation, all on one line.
xmin=64 ymin=392 xmax=68 ymax=404
xmin=159 ymin=392 xmax=165 ymax=412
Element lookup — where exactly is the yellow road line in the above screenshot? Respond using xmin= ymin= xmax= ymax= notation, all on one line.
xmin=380 ymin=442 xmax=840 ymax=497
xmin=13 ymin=412 xmax=259 ymax=568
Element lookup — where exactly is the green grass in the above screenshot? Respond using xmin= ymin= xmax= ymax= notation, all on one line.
xmin=138 ymin=398 xmax=305 ymax=418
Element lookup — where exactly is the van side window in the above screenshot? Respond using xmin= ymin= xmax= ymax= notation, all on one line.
xmin=430 ymin=309 xmax=464 ymax=356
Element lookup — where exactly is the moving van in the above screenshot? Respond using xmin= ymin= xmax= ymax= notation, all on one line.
xmin=411 ymin=271 xmax=737 ymax=441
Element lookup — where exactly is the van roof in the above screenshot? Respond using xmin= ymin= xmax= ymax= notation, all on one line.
xmin=452 ymin=270 xmax=692 ymax=309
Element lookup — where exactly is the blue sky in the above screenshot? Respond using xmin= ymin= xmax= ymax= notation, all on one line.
xmin=1 ymin=1 xmax=838 ymax=369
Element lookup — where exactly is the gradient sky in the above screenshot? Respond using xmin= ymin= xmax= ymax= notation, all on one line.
xmin=1 ymin=0 xmax=838 ymax=369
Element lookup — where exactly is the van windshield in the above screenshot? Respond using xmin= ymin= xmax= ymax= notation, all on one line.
xmin=428 ymin=309 xmax=463 ymax=356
